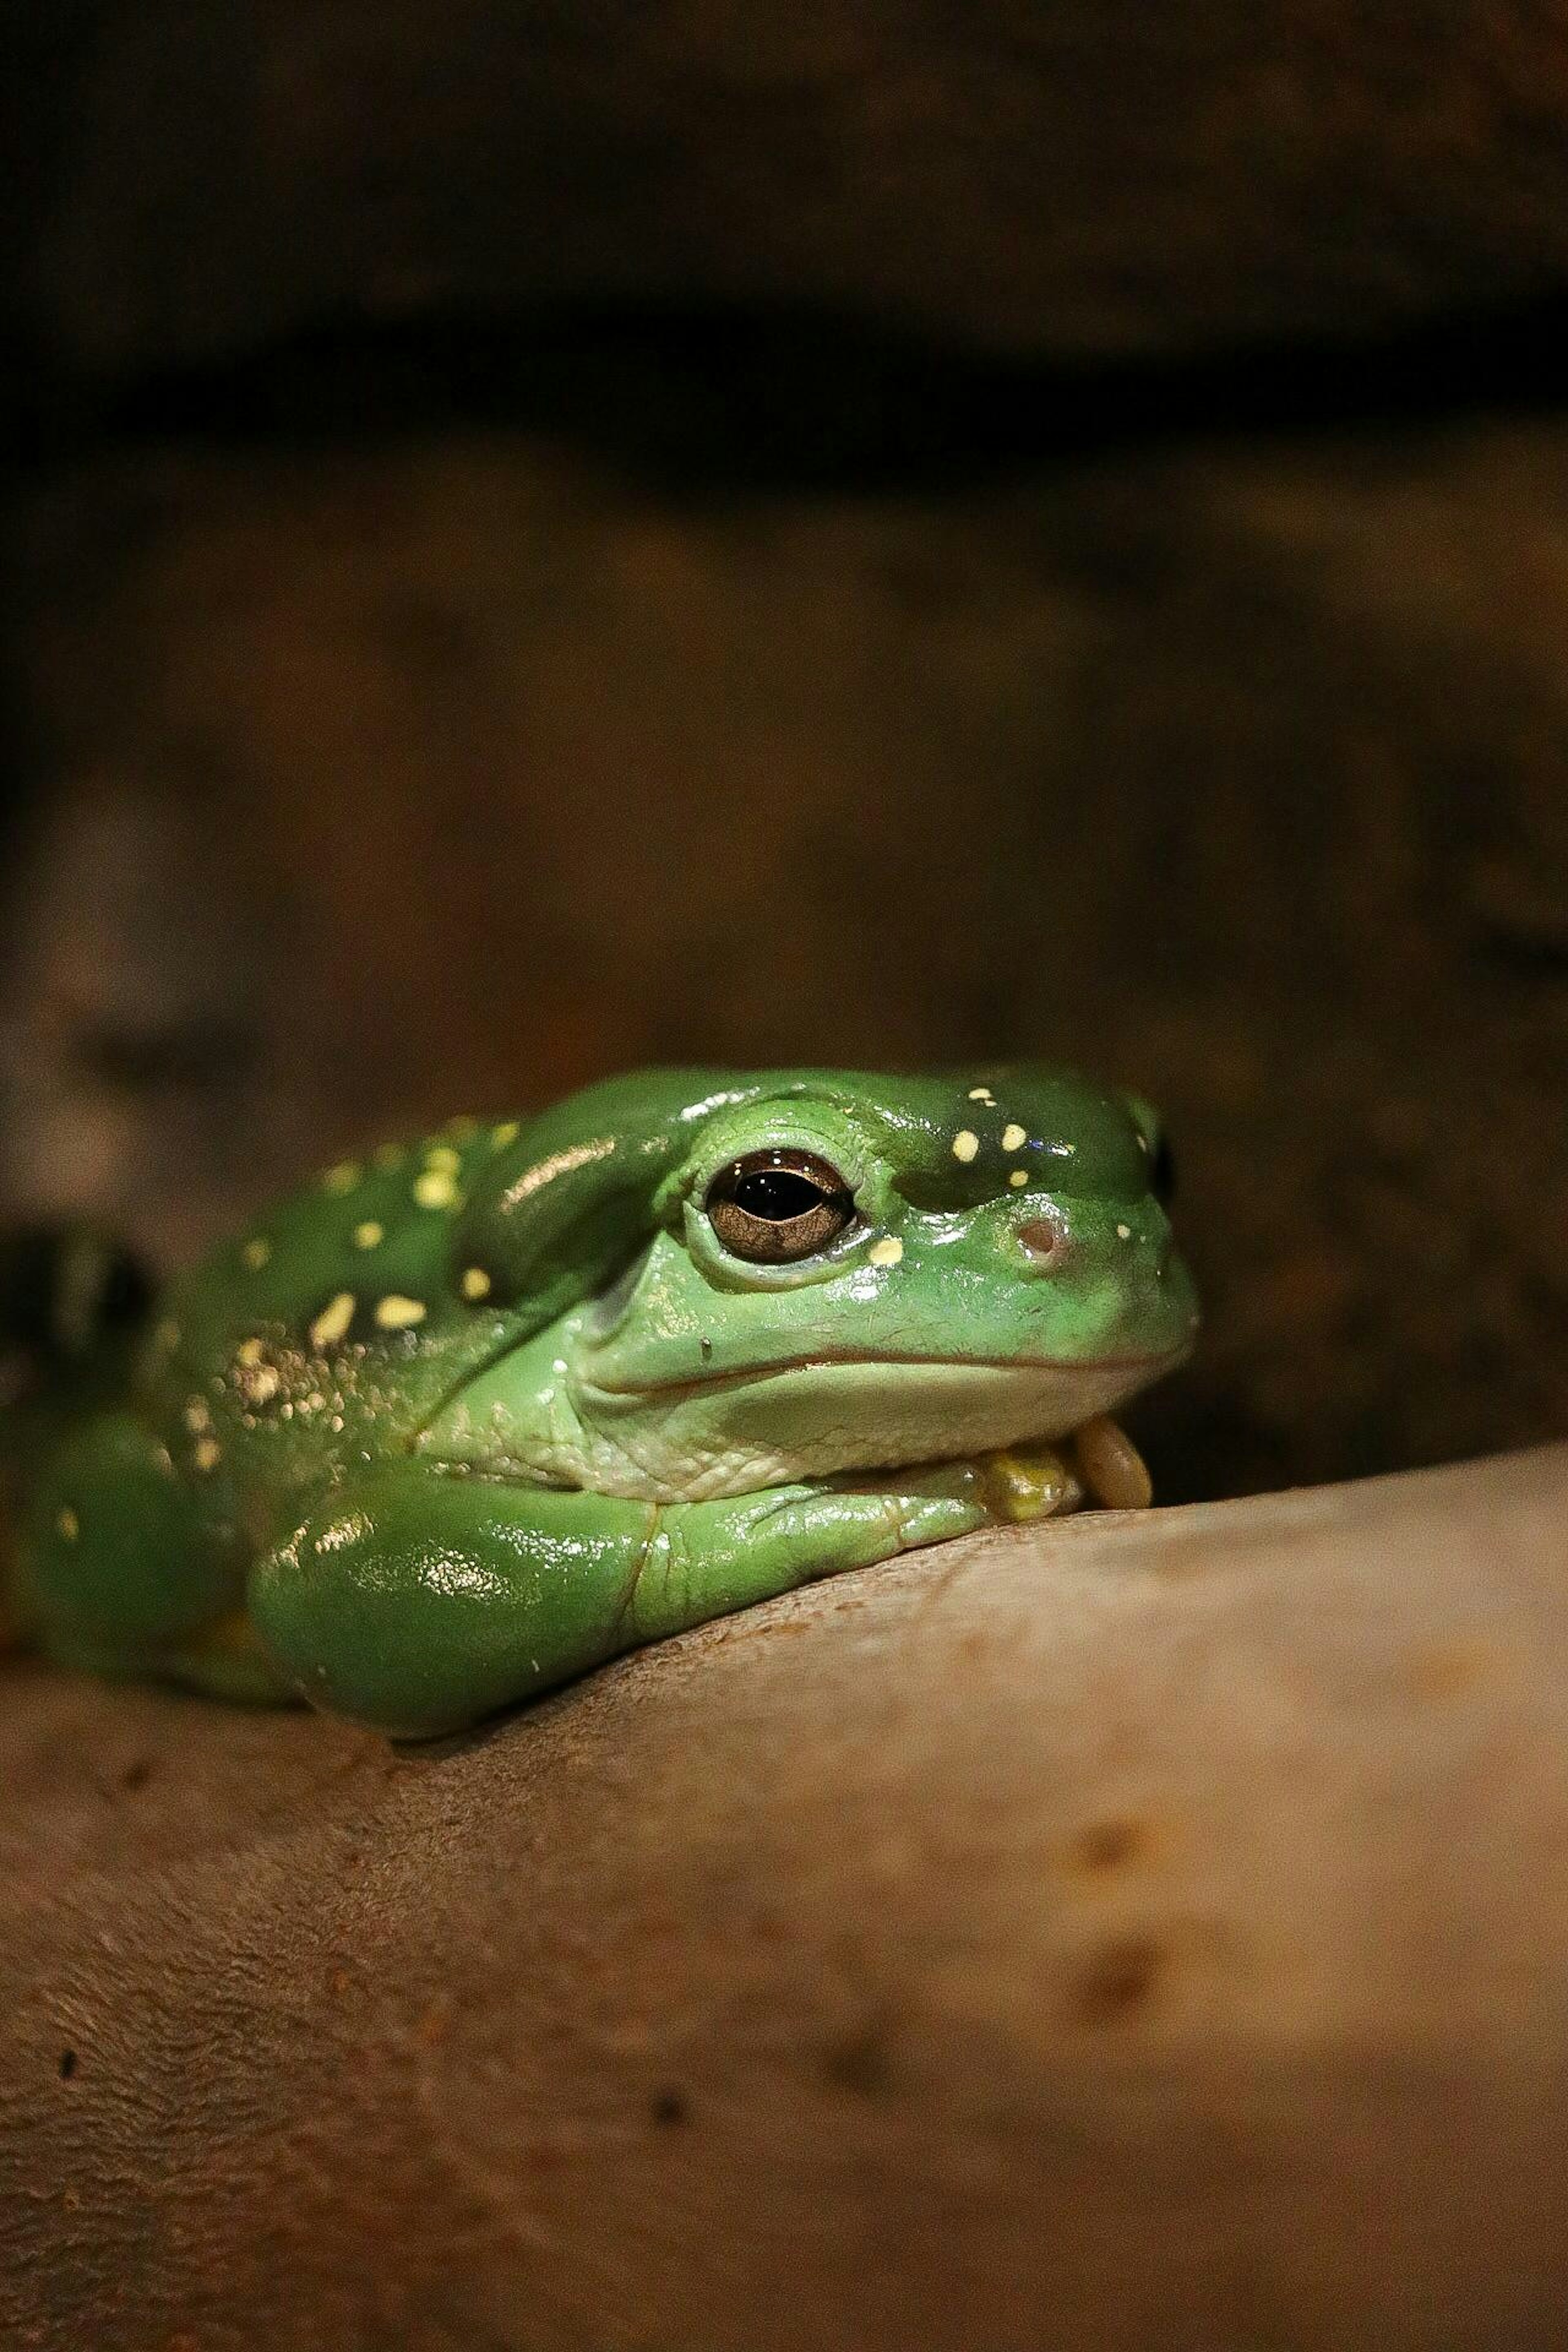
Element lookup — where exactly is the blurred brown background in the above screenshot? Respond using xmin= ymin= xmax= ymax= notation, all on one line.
xmin=2 ymin=2 xmax=1566 ymax=1502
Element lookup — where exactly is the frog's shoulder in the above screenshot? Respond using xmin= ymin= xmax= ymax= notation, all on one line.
xmin=171 ymin=1120 xmax=520 ymax=1330
xmin=140 ymin=1069 xmax=766 ymax=1427
xmin=137 ymin=1121 xmax=530 ymax=1441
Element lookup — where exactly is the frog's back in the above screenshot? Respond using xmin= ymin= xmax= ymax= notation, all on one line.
xmin=138 ymin=1119 xmax=533 ymax=1527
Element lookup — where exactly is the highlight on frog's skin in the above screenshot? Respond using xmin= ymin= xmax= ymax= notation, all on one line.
xmin=0 ymin=1066 xmax=1197 ymax=1737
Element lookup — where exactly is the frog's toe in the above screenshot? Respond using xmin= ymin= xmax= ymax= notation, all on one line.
xmin=976 ymin=1443 xmax=1084 ymax=1523
xmin=1071 ymin=1415 xmax=1154 ymax=1510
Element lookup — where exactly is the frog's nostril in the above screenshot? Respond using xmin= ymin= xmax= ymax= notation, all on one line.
xmin=1017 ymin=1216 xmax=1065 ymax=1267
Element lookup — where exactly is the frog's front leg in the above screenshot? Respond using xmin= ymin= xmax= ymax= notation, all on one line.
xmin=622 ymin=1444 xmax=1082 ymax=1659
xmin=250 ymin=1470 xmax=662 ymax=1736
xmin=249 ymin=1448 xmax=1080 ymax=1739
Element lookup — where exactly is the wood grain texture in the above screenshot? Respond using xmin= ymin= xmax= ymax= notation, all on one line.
xmin=3 ymin=1443 xmax=1566 ymax=2349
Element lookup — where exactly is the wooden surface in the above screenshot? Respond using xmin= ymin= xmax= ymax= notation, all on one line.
xmin=3 ymin=1442 xmax=1567 ymax=2349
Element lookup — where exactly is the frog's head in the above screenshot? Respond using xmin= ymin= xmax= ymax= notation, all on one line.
xmin=459 ymin=1066 xmax=1197 ymax=1500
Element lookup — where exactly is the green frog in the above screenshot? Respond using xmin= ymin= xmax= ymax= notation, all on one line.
xmin=1 ymin=1066 xmax=1196 ymax=1736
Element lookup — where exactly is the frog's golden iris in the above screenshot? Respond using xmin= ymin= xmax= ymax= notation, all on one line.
xmin=704 ymin=1147 xmax=855 ymax=1262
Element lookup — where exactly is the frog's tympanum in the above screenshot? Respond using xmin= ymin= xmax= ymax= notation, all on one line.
xmin=0 ymin=1068 xmax=1197 ymax=1735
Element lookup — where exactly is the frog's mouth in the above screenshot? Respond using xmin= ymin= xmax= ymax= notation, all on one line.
xmin=562 ymin=1349 xmax=1188 ymax=1499
xmin=586 ymin=1342 xmax=1189 ymax=1406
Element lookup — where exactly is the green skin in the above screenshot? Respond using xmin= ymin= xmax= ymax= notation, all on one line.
xmin=5 ymin=1067 xmax=1197 ymax=1737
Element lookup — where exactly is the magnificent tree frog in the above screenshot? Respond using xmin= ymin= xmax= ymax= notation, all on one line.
xmin=2 ymin=1067 xmax=1196 ymax=1735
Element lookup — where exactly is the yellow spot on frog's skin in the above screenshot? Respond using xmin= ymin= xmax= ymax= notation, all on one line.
xmin=1001 ymin=1123 xmax=1027 ymax=1152
xmin=353 ymin=1220 xmax=385 ymax=1250
xmin=376 ymin=1294 xmax=428 ymax=1330
xmin=323 ymin=1162 xmax=361 ymax=1196
xmin=247 ymin=1365 xmax=281 ymax=1405
xmin=57 ymin=1507 xmax=78 ymax=1542
xmin=967 ymin=1086 xmax=995 ymax=1105
xmin=240 ymin=1237 xmax=270 ymax=1272
xmin=413 ymin=1167 xmax=459 ymax=1211
xmin=491 ymin=1120 xmax=520 ymax=1150
xmin=193 ymin=1437 xmax=222 ymax=1474
xmin=183 ymin=1397 xmax=212 ymax=1434
xmin=867 ymin=1236 xmax=904 ymax=1267
xmin=952 ymin=1130 xmax=980 ymax=1163
xmin=329 ymin=1413 xmax=345 ymax=1434
xmin=314 ymin=1510 xmax=375 ymax=1556
xmin=423 ymin=1144 xmax=462 ymax=1174
xmin=154 ymin=1318 xmax=180 ymax=1354
xmin=460 ymin=1266 xmax=492 ymax=1301
xmin=373 ymin=1142 xmax=405 ymax=1170
xmin=236 ymin=1336 xmax=265 ymax=1368
xmin=443 ymin=1116 xmax=479 ymax=1143
xmin=1116 ymin=1222 xmax=1132 ymax=1241
xmin=309 ymin=1292 xmax=356 ymax=1351
xmin=1009 ymin=1168 xmax=1029 ymax=1188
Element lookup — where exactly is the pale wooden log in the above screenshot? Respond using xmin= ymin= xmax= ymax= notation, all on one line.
xmin=2 ymin=1444 xmax=1567 ymax=2349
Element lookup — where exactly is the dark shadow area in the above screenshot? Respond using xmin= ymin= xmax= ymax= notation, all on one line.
xmin=7 ymin=291 xmax=1568 ymax=493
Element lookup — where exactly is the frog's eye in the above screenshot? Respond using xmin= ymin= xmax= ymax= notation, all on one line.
xmin=704 ymin=1150 xmax=855 ymax=1264
xmin=1149 ymin=1132 xmax=1176 ymax=1207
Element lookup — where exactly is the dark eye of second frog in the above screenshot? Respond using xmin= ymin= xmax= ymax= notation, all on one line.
xmin=1149 ymin=1133 xmax=1176 ymax=1206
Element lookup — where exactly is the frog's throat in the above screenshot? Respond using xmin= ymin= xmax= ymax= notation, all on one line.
xmin=557 ymin=1351 xmax=1183 ymax=1501
xmin=417 ymin=1338 xmax=1190 ymax=1505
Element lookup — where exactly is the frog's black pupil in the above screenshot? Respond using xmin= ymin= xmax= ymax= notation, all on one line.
xmin=734 ymin=1168 xmax=825 ymax=1222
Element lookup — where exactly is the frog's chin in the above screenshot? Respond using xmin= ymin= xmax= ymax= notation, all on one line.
xmin=568 ymin=1350 xmax=1184 ymax=1503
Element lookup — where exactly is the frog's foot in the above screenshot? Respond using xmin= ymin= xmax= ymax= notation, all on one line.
xmin=973 ymin=1441 xmax=1085 ymax=1523
xmin=159 ymin=1610 xmax=299 ymax=1706
xmin=968 ymin=1418 xmax=1152 ymax=1529
xmin=1071 ymin=1414 xmax=1154 ymax=1510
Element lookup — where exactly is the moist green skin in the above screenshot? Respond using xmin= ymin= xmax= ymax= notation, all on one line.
xmin=5 ymin=1066 xmax=1198 ymax=1736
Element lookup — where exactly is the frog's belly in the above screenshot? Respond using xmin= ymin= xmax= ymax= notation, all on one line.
xmin=565 ymin=1355 xmax=1154 ymax=1502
